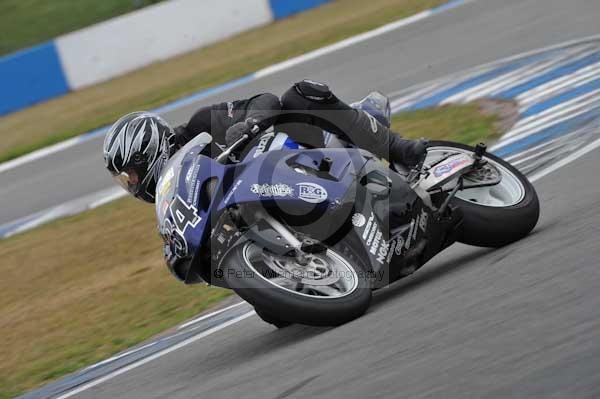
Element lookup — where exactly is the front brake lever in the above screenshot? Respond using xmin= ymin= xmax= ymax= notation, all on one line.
xmin=407 ymin=153 xmax=429 ymax=184
xmin=215 ymin=134 xmax=249 ymax=164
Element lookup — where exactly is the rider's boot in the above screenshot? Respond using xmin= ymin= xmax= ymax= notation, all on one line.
xmin=349 ymin=107 xmax=428 ymax=168
xmin=350 ymin=91 xmax=392 ymax=128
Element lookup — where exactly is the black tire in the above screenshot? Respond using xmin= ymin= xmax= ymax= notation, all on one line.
xmin=223 ymin=241 xmax=372 ymax=327
xmin=428 ymin=140 xmax=540 ymax=248
xmin=254 ymin=308 xmax=293 ymax=328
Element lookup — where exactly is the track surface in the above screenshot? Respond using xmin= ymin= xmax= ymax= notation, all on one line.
xmin=65 ymin=154 xmax=600 ymax=399
xmin=11 ymin=0 xmax=600 ymax=398
xmin=2 ymin=0 xmax=600 ymax=226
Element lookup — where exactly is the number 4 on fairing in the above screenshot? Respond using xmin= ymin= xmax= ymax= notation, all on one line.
xmin=169 ymin=196 xmax=201 ymax=233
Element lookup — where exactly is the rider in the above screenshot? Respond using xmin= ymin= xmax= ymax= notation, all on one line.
xmin=103 ymin=80 xmax=427 ymax=203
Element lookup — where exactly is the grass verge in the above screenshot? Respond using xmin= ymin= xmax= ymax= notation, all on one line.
xmin=0 ymin=0 xmax=447 ymax=164
xmin=0 ymin=102 xmax=501 ymax=398
xmin=0 ymin=0 xmax=165 ymax=56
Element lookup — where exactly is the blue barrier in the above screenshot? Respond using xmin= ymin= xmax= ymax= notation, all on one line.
xmin=268 ymin=0 xmax=331 ymax=19
xmin=0 ymin=42 xmax=69 ymax=116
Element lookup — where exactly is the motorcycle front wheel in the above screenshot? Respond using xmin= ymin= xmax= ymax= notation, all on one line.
xmin=223 ymin=240 xmax=372 ymax=327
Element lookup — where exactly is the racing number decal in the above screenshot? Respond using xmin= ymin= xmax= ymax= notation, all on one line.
xmin=169 ymin=196 xmax=201 ymax=234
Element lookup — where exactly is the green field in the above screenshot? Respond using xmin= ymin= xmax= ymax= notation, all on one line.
xmin=0 ymin=0 xmax=447 ymax=164
xmin=0 ymin=103 xmax=502 ymax=399
xmin=0 ymin=0 xmax=165 ymax=56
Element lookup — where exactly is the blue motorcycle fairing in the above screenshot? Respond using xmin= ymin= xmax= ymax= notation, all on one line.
xmin=155 ymin=130 xmax=415 ymax=286
xmin=156 ymin=133 xmax=227 ymax=280
xmin=220 ymin=148 xmax=367 ymax=211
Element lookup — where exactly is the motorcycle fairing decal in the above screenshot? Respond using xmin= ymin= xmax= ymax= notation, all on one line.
xmin=223 ymin=179 xmax=243 ymax=203
xmin=249 ymin=132 xmax=298 ymax=160
xmin=433 ymin=156 xmax=471 ymax=177
xmin=169 ymin=195 xmax=201 ymax=234
xmin=421 ymin=153 xmax=474 ymax=191
xmin=252 ymin=132 xmax=275 ymax=159
xmin=250 ymin=183 xmax=294 ymax=197
xmin=296 ymin=182 xmax=328 ymax=203
xmin=351 ymin=213 xmax=366 ymax=227
xmin=352 ymin=211 xmax=392 ymax=267
xmin=404 ymin=208 xmax=428 ymax=250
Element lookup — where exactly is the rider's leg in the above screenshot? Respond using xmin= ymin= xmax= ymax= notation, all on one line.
xmin=279 ymin=80 xmax=426 ymax=168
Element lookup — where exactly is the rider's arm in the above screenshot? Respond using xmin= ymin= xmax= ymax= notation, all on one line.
xmin=174 ymin=106 xmax=211 ymax=148
xmin=174 ymin=93 xmax=281 ymax=148
xmin=244 ymin=93 xmax=281 ymax=130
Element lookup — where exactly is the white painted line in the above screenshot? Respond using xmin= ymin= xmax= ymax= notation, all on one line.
xmin=517 ymin=61 xmax=600 ymax=107
xmin=55 ymin=311 xmax=256 ymax=399
xmin=497 ymin=89 xmax=600 ymax=143
xmin=177 ymin=301 xmax=246 ymax=330
xmin=529 ymin=135 xmax=600 ymax=182
xmin=510 ymin=141 xmax=566 ymax=166
xmin=5 ymin=208 xmax=67 ymax=238
xmin=81 ymin=300 xmax=247 ymax=373
xmin=0 ymin=136 xmax=84 ymax=174
xmin=442 ymin=55 xmax=573 ymax=104
xmin=88 ymin=189 xmax=127 ymax=209
xmin=503 ymin=135 xmax=564 ymax=161
xmin=82 ymin=342 xmax=159 ymax=372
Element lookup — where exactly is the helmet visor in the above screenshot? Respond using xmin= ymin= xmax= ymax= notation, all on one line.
xmin=112 ymin=168 xmax=141 ymax=195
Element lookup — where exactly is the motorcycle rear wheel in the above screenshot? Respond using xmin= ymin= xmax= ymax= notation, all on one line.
xmin=427 ymin=140 xmax=540 ymax=248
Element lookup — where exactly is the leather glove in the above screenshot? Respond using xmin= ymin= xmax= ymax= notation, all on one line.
xmin=390 ymin=137 xmax=429 ymax=169
xmin=225 ymin=118 xmax=261 ymax=146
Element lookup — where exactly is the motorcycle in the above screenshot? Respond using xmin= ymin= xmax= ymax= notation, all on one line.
xmin=155 ymin=99 xmax=539 ymax=328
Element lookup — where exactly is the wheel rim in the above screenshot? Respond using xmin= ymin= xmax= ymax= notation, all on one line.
xmin=426 ymin=146 xmax=526 ymax=207
xmin=241 ymin=243 xmax=359 ymax=299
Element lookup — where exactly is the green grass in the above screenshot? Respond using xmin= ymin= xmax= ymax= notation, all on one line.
xmin=392 ymin=102 xmax=504 ymax=145
xmin=0 ymin=0 xmax=165 ymax=56
xmin=0 ymin=0 xmax=447 ymax=164
xmin=0 ymin=102 xmax=500 ymax=398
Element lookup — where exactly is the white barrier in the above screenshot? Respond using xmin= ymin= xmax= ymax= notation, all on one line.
xmin=56 ymin=0 xmax=273 ymax=89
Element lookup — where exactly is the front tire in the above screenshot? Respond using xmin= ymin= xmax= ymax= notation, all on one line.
xmin=427 ymin=140 xmax=540 ymax=248
xmin=223 ymin=241 xmax=372 ymax=327
xmin=254 ymin=308 xmax=292 ymax=328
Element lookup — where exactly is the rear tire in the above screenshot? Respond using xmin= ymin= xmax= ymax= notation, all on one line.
xmin=223 ymin=241 xmax=372 ymax=327
xmin=428 ymin=141 xmax=540 ymax=248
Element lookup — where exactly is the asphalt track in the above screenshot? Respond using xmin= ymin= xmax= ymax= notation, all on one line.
xmin=2 ymin=0 xmax=600 ymax=227
xmin=42 ymin=154 xmax=600 ymax=399
xmin=11 ymin=0 xmax=600 ymax=398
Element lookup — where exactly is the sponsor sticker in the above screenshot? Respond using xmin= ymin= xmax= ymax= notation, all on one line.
xmin=352 ymin=213 xmax=366 ymax=227
xmin=365 ymin=112 xmax=378 ymax=133
xmin=395 ymin=237 xmax=404 ymax=254
xmin=419 ymin=209 xmax=428 ymax=232
xmin=227 ymin=102 xmax=234 ymax=118
xmin=157 ymin=168 xmax=175 ymax=196
xmin=224 ymin=179 xmax=243 ymax=203
xmin=362 ymin=213 xmax=376 ymax=240
xmin=376 ymin=239 xmax=390 ymax=264
xmin=297 ymin=183 xmax=328 ymax=204
xmin=251 ymin=183 xmax=294 ymax=197
xmin=433 ymin=157 xmax=471 ymax=177
xmin=253 ymin=132 xmax=275 ymax=158
xmin=405 ymin=219 xmax=416 ymax=249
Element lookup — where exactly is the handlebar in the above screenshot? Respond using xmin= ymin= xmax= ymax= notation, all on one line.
xmin=215 ymin=134 xmax=250 ymax=164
